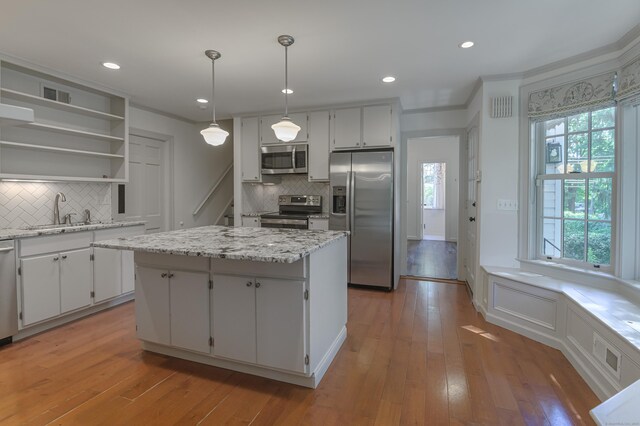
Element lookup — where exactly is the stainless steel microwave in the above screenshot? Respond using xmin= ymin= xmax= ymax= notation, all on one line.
xmin=261 ymin=144 xmax=308 ymax=174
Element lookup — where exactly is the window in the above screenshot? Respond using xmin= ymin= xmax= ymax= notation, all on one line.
xmin=423 ymin=163 xmax=445 ymax=209
xmin=536 ymin=106 xmax=615 ymax=270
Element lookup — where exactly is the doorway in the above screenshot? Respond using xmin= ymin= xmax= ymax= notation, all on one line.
xmin=405 ymin=136 xmax=459 ymax=280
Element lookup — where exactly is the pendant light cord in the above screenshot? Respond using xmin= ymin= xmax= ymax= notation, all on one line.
xmin=284 ymin=45 xmax=288 ymax=117
xmin=211 ymin=57 xmax=216 ymax=124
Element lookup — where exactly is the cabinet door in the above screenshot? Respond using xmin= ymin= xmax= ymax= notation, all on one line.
xmin=60 ymin=248 xmax=92 ymax=313
xmin=307 ymin=111 xmax=330 ymax=181
xmin=121 ymin=250 xmax=135 ymax=294
xmin=93 ymin=247 xmax=122 ymax=303
xmin=136 ymin=266 xmax=170 ymax=345
xmin=241 ymin=117 xmax=261 ymax=182
xmin=21 ymin=254 xmax=60 ymax=325
xmin=241 ymin=217 xmax=260 ymax=228
xmin=333 ymin=108 xmax=361 ymax=150
xmin=308 ymin=218 xmax=329 ymax=231
xmin=256 ymin=278 xmax=306 ymax=373
xmin=363 ymin=105 xmax=392 ymax=147
xmin=170 ymin=271 xmax=211 ymax=354
xmin=212 ymin=274 xmax=256 ymax=364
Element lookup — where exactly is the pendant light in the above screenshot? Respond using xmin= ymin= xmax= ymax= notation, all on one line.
xmin=200 ymin=50 xmax=229 ymax=146
xmin=271 ymin=35 xmax=301 ymax=142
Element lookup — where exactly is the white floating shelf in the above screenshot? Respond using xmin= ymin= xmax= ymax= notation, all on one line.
xmin=0 ymin=173 xmax=126 ymax=183
xmin=1 ymin=88 xmax=124 ymax=121
xmin=0 ymin=140 xmax=125 ymax=159
xmin=21 ymin=122 xmax=124 ymax=142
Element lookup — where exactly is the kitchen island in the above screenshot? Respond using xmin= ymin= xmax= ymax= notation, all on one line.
xmin=93 ymin=226 xmax=348 ymax=388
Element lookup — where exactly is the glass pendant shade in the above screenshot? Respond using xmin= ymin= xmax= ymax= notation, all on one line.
xmin=271 ymin=116 xmax=300 ymax=142
xmin=201 ymin=123 xmax=229 ymax=146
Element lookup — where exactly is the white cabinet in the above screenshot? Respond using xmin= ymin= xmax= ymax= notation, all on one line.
xmin=242 ymin=216 xmax=260 ymax=227
xmin=212 ymin=274 xmax=257 ymax=363
xmin=332 ymin=108 xmax=362 ymax=150
xmin=21 ymin=248 xmax=92 ymax=325
xmin=0 ymin=60 xmax=128 ymax=182
xmin=212 ymin=274 xmax=307 ymax=372
xmin=122 ymin=251 xmax=135 ymax=293
xmin=308 ymin=218 xmax=329 ymax=231
xmin=93 ymin=247 xmax=122 ymax=303
xmin=241 ymin=117 xmax=261 ymax=182
xmin=60 ymin=248 xmax=92 ymax=313
xmin=135 ymin=266 xmax=171 ymax=346
xmin=21 ymin=254 xmax=60 ymax=325
xmin=307 ymin=111 xmax=330 ymax=181
xmin=136 ymin=266 xmax=211 ymax=354
xmin=261 ymin=113 xmax=308 ymax=145
xmin=169 ymin=270 xmax=211 ymax=354
xmin=256 ymin=277 xmax=306 ymax=373
xmin=363 ymin=105 xmax=392 ymax=148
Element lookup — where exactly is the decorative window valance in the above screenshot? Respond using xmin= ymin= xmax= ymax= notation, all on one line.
xmin=616 ymin=55 xmax=640 ymax=104
xmin=528 ymin=71 xmax=616 ymax=120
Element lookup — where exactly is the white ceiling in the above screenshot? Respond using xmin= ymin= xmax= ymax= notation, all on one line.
xmin=1 ymin=1 xmax=639 ymax=121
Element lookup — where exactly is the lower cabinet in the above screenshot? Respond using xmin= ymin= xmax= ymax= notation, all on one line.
xmin=212 ymin=274 xmax=307 ymax=372
xmin=21 ymin=248 xmax=92 ymax=325
xmin=136 ymin=266 xmax=211 ymax=354
xmin=93 ymin=247 xmax=122 ymax=303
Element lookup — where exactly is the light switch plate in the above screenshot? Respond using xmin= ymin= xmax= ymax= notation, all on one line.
xmin=497 ymin=199 xmax=518 ymax=211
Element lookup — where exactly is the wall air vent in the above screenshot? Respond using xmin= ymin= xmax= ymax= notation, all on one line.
xmin=593 ymin=332 xmax=621 ymax=379
xmin=490 ymin=96 xmax=513 ymax=118
xmin=42 ymin=85 xmax=71 ymax=104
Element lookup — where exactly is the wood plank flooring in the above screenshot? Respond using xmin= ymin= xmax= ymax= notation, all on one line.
xmin=0 ymin=279 xmax=599 ymax=425
xmin=407 ymin=240 xmax=457 ymax=280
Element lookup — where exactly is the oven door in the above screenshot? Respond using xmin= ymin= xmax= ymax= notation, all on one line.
xmin=260 ymin=218 xmax=308 ymax=230
xmin=261 ymin=144 xmax=307 ymax=174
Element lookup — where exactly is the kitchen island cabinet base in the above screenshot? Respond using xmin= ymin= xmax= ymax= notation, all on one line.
xmin=141 ymin=325 xmax=346 ymax=388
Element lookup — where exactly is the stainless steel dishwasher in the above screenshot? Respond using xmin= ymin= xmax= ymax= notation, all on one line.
xmin=0 ymin=240 xmax=17 ymax=345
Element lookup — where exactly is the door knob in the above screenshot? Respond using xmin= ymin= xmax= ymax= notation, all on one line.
xmin=469 ymin=217 xmax=476 ymax=222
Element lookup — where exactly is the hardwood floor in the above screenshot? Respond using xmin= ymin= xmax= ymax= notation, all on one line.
xmin=407 ymin=240 xmax=457 ymax=280
xmin=0 ymin=279 xmax=599 ymax=425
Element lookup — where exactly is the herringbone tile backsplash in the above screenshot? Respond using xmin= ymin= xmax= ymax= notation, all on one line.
xmin=242 ymin=175 xmax=330 ymax=213
xmin=0 ymin=182 xmax=112 ymax=229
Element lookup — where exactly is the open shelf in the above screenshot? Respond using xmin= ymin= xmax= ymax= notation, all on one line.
xmin=0 ymin=88 xmax=124 ymax=121
xmin=0 ymin=173 xmax=126 ymax=183
xmin=0 ymin=140 xmax=125 ymax=159
xmin=21 ymin=122 xmax=124 ymax=142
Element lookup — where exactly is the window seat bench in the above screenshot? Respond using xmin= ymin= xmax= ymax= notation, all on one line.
xmin=482 ymin=266 xmax=640 ymax=417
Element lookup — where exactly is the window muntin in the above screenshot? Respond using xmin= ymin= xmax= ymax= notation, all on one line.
xmin=537 ymin=107 xmax=615 ymax=269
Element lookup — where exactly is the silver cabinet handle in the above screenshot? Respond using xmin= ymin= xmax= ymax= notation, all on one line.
xmin=255 ymin=282 xmax=261 ymax=288
xmin=61 ymin=255 xmax=68 ymax=260
xmin=0 ymin=247 xmax=14 ymax=253
xmin=53 ymin=257 xmax=59 ymax=261
xmin=246 ymin=281 xmax=253 ymax=287
xmin=168 ymin=273 xmax=174 ymax=278
xmin=161 ymin=273 xmax=168 ymax=278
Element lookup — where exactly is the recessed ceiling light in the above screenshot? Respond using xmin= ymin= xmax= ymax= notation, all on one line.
xmin=382 ymin=76 xmax=396 ymax=83
xmin=282 ymin=88 xmax=293 ymax=94
xmin=102 ymin=62 xmax=121 ymax=70
xmin=196 ymin=98 xmax=209 ymax=104
xmin=459 ymin=41 xmax=474 ymax=49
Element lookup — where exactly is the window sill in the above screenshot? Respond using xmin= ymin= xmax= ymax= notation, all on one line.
xmin=517 ymin=258 xmax=640 ymax=301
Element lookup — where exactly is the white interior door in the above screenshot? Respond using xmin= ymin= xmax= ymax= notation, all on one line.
xmin=465 ymin=127 xmax=479 ymax=292
xmin=127 ymin=135 xmax=165 ymax=233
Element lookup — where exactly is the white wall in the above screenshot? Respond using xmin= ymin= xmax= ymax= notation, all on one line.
xmin=406 ymin=136 xmax=459 ymax=242
xmin=129 ymin=107 xmax=233 ymax=230
xmin=477 ymin=79 xmax=521 ymax=268
xmin=402 ymin=109 xmax=467 ymax=132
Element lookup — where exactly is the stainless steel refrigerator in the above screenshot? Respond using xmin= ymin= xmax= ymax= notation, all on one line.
xmin=329 ymin=150 xmax=394 ymax=290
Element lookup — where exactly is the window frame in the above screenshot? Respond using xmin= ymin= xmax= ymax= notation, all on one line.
xmin=533 ymin=107 xmax=617 ymax=273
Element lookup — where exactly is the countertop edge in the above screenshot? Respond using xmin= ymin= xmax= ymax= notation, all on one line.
xmin=0 ymin=221 xmax=147 ymax=241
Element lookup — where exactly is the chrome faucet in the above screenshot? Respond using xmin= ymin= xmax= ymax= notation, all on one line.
xmin=53 ymin=192 xmax=66 ymax=225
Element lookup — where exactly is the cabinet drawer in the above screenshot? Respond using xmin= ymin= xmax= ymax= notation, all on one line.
xmin=94 ymin=225 xmax=145 ymax=242
xmin=20 ymin=232 xmax=91 ymax=257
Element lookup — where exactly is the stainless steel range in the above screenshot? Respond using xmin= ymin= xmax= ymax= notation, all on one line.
xmin=260 ymin=195 xmax=322 ymax=230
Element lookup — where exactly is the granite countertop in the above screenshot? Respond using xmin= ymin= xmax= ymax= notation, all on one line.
xmin=242 ymin=212 xmax=330 ymax=219
xmin=0 ymin=221 xmax=147 ymax=241
xmin=241 ymin=212 xmax=272 ymax=217
xmin=93 ymin=225 xmax=348 ymax=263
xmin=308 ymin=214 xmax=330 ymax=219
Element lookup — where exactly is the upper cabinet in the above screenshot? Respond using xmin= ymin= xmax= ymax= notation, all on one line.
xmin=241 ymin=117 xmax=261 ymax=182
xmin=332 ymin=104 xmax=394 ymax=151
xmin=307 ymin=111 xmax=330 ymax=181
xmin=0 ymin=60 xmax=129 ymax=182
xmin=260 ymin=112 xmax=308 ymax=145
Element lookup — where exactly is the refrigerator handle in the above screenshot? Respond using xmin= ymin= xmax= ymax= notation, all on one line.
xmin=349 ymin=171 xmax=355 ymax=235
